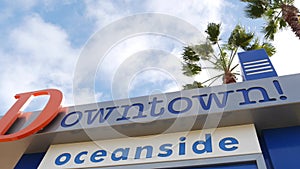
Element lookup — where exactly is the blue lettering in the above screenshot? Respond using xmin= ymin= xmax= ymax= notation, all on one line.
xmin=135 ymin=146 xmax=153 ymax=159
xmin=273 ymin=80 xmax=287 ymax=100
xmin=90 ymin=150 xmax=107 ymax=163
xmin=74 ymin=151 xmax=88 ymax=164
xmin=192 ymin=134 xmax=212 ymax=154
xmin=101 ymin=107 xmax=118 ymax=122
xmin=168 ymin=97 xmax=192 ymax=114
xmin=149 ymin=97 xmax=164 ymax=117
xmin=85 ymin=107 xmax=118 ymax=124
xmin=111 ymin=148 xmax=129 ymax=161
xmin=55 ymin=153 xmax=71 ymax=166
xmin=237 ymin=87 xmax=276 ymax=105
xmin=192 ymin=91 xmax=234 ymax=110
xmin=61 ymin=111 xmax=82 ymax=127
xmin=158 ymin=144 xmax=173 ymax=157
xmin=219 ymin=137 xmax=239 ymax=151
xmin=116 ymin=103 xmax=145 ymax=121
xmin=85 ymin=109 xmax=98 ymax=125
xmin=132 ymin=103 xmax=146 ymax=119
xmin=179 ymin=137 xmax=186 ymax=155
xmin=53 ymin=134 xmax=242 ymax=166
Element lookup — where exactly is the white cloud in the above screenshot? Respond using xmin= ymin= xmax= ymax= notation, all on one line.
xmin=84 ymin=0 xmax=227 ymax=42
xmin=271 ymin=28 xmax=300 ymax=76
xmin=4 ymin=0 xmax=38 ymax=11
xmin=84 ymin=0 xmax=129 ymax=28
xmin=88 ymin=35 xmax=194 ymax=100
xmin=295 ymin=1 xmax=300 ymax=9
xmin=73 ymin=88 xmax=103 ymax=105
xmin=0 ymin=15 xmax=78 ymax=114
xmin=145 ymin=0 xmax=225 ymax=27
xmin=78 ymin=0 xmax=227 ymax=101
xmin=117 ymin=53 xmax=188 ymax=99
xmin=3 ymin=0 xmax=299 ymax=116
xmin=9 ymin=15 xmax=73 ymax=62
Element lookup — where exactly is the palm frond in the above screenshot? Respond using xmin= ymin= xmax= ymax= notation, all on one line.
xmin=182 ymin=63 xmax=201 ymax=76
xmin=261 ymin=42 xmax=276 ymax=56
xmin=205 ymin=23 xmax=221 ymax=44
xmin=182 ymin=46 xmax=200 ymax=62
xmin=245 ymin=3 xmax=266 ymax=18
xmin=228 ymin=25 xmax=254 ymax=50
xmin=181 ymin=21 xmax=276 ymax=87
xmin=264 ymin=20 xmax=278 ymax=40
xmin=193 ymin=42 xmax=214 ymax=60
xmin=183 ymin=81 xmax=205 ymax=89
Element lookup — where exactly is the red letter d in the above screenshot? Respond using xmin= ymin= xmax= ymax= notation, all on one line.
xmin=0 ymin=89 xmax=63 ymax=142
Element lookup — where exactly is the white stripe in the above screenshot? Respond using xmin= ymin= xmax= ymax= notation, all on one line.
xmin=246 ymin=69 xmax=273 ymax=75
xmin=244 ymin=62 xmax=270 ymax=68
xmin=245 ymin=65 xmax=272 ymax=72
xmin=243 ymin=59 xmax=269 ymax=65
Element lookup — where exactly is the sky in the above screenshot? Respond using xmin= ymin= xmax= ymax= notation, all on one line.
xmin=0 ymin=0 xmax=300 ymax=115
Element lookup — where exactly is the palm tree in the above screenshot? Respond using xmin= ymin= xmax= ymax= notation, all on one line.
xmin=182 ymin=23 xmax=275 ymax=89
xmin=241 ymin=0 xmax=300 ymax=40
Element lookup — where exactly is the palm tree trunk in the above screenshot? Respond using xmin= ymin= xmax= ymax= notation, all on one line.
xmin=282 ymin=4 xmax=300 ymax=39
xmin=223 ymin=72 xmax=236 ymax=84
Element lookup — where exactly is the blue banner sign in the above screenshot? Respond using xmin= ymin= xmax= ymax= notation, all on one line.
xmin=238 ymin=49 xmax=277 ymax=81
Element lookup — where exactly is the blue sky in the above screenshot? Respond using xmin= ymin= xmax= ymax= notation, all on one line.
xmin=0 ymin=0 xmax=300 ymax=115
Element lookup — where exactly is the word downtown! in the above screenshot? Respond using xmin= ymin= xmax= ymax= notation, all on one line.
xmin=60 ymin=80 xmax=286 ymax=128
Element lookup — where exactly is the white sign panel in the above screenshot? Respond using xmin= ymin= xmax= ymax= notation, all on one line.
xmin=38 ymin=124 xmax=261 ymax=168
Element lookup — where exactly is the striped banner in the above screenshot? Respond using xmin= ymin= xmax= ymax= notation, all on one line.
xmin=238 ymin=49 xmax=277 ymax=81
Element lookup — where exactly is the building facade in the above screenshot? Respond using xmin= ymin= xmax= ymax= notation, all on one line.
xmin=1 ymin=74 xmax=300 ymax=169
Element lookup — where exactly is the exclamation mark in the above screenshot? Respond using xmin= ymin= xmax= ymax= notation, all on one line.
xmin=273 ymin=80 xmax=287 ymax=100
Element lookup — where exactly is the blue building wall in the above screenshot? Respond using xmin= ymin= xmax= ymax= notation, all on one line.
xmin=15 ymin=153 xmax=45 ymax=169
xmin=261 ymin=125 xmax=300 ymax=169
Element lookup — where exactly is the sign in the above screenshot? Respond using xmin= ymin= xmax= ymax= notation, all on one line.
xmin=0 ymin=89 xmax=62 ymax=142
xmin=238 ymin=49 xmax=278 ymax=81
xmin=38 ymin=124 xmax=261 ymax=169
xmin=0 ymin=75 xmax=292 ymax=142
xmin=57 ymin=79 xmax=287 ymax=130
